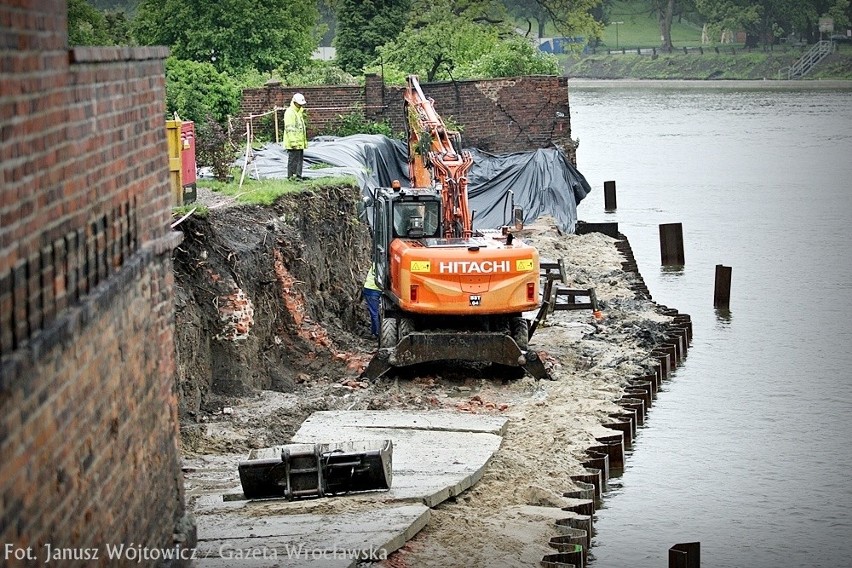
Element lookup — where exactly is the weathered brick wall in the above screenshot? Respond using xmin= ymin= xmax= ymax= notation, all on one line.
xmin=240 ymin=81 xmax=366 ymax=140
xmin=240 ymin=74 xmax=578 ymax=162
xmin=1 ymin=0 xmax=192 ymax=561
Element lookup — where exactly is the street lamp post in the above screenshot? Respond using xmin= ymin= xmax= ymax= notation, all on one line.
xmin=613 ymin=21 xmax=624 ymax=49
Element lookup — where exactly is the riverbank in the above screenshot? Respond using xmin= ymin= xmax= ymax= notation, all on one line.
xmin=566 ymin=78 xmax=852 ymax=89
xmin=564 ymin=49 xmax=852 ymax=80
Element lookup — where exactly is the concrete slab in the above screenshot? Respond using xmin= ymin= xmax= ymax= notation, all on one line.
xmin=195 ymin=504 xmax=429 ymax=567
xmin=297 ymin=410 xmax=509 ymax=435
xmin=291 ymin=410 xmax=508 ymax=506
xmin=194 ymin=410 xmax=508 ymax=566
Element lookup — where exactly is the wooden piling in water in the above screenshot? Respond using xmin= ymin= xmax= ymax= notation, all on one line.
xmin=659 ymin=223 xmax=685 ymax=265
xmin=669 ymin=542 xmax=700 ymax=568
xmin=604 ymin=180 xmax=617 ymax=211
xmin=714 ymin=264 xmax=732 ymax=308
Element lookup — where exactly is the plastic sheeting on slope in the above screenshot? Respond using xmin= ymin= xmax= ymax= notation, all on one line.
xmin=243 ymin=134 xmax=591 ymax=233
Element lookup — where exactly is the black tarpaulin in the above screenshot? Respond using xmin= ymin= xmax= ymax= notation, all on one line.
xmin=243 ymin=134 xmax=591 ymax=233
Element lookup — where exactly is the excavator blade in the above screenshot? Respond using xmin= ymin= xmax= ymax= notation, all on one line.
xmin=361 ymin=332 xmax=550 ymax=380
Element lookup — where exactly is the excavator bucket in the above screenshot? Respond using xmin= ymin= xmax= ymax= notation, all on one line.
xmin=361 ymin=332 xmax=550 ymax=381
xmin=238 ymin=440 xmax=393 ymax=500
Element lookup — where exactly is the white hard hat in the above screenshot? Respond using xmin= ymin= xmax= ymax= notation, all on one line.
xmin=292 ymin=93 xmax=306 ymax=106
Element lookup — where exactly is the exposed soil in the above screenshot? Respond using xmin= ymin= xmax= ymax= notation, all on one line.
xmin=173 ymin=185 xmax=374 ymax=430
xmin=174 ymin=187 xmax=680 ymax=565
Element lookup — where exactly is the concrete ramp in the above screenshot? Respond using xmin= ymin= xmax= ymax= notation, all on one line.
xmin=194 ymin=410 xmax=508 ymax=567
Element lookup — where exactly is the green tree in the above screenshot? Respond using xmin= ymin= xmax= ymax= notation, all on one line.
xmin=790 ymin=0 xmax=850 ymax=40
xmin=68 ymin=0 xmax=112 ymax=45
xmin=89 ymin=0 xmax=140 ymax=13
xmin=754 ymin=0 xmax=808 ymax=45
xmin=827 ymin=0 xmax=851 ymax=30
xmin=333 ymin=0 xmax=411 ymax=74
xmin=694 ymin=0 xmax=851 ymax=44
xmin=373 ymin=0 xmax=510 ymax=81
xmin=196 ymin=116 xmax=236 ymax=181
xmin=647 ymin=0 xmax=702 ymax=51
xmin=456 ymin=35 xmax=560 ymax=77
xmin=694 ymin=0 xmax=761 ymax=41
xmin=132 ymin=0 xmax=319 ymax=74
xmin=164 ymin=57 xmax=241 ymax=125
xmin=104 ymin=10 xmax=134 ymax=45
xmin=652 ymin=0 xmax=677 ymax=51
xmin=503 ymin=0 xmax=603 ymax=41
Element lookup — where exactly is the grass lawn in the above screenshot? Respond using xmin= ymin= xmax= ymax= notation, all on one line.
xmin=600 ymin=0 xmax=703 ymax=49
xmin=200 ymin=173 xmax=357 ymax=206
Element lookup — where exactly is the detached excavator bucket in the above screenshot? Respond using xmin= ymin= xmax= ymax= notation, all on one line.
xmin=238 ymin=440 xmax=393 ymax=500
xmin=361 ymin=331 xmax=550 ymax=380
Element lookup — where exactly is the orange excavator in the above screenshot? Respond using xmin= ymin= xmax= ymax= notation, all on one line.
xmin=361 ymin=75 xmax=548 ymax=380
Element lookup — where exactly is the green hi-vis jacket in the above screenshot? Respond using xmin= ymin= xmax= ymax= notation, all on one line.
xmin=283 ymin=103 xmax=307 ymax=149
xmin=363 ymin=265 xmax=381 ymax=291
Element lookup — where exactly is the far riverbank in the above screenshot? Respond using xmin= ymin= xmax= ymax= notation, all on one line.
xmin=566 ymin=78 xmax=852 ymax=88
xmin=564 ymin=49 xmax=852 ymax=81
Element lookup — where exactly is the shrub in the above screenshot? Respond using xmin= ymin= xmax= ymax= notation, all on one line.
xmin=165 ymin=57 xmax=241 ymax=125
xmin=322 ymin=111 xmax=394 ymax=137
xmin=196 ymin=116 xmax=237 ymax=181
xmin=458 ymin=36 xmax=560 ymax=78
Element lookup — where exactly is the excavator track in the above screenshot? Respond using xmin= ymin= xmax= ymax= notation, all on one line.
xmin=361 ymin=331 xmax=550 ymax=381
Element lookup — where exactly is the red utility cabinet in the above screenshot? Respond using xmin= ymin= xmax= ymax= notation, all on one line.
xmin=180 ymin=120 xmax=197 ymax=203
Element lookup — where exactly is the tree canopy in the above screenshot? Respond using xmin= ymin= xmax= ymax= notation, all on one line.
xmin=661 ymin=0 xmax=851 ymax=47
xmin=333 ymin=0 xmax=411 ymax=74
xmin=69 ymin=0 xmax=852 ymax=129
xmin=368 ymin=0 xmax=576 ymax=82
xmin=504 ymin=0 xmax=604 ymax=40
xmin=132 ymin=0 xmax=320 ymax=74
xmin=68 ymin=0 xmax=112 ymax=45
xmin=372 ymin=0 xmax=509 ymax=82
xmin=164 ymin=57 xmax=241 ymax=125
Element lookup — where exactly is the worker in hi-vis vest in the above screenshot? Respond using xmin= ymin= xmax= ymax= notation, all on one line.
xmin=362 ymin=264 xmax=381 ymax=337
xmin=284 ymin=92 xmax=307 ymax=180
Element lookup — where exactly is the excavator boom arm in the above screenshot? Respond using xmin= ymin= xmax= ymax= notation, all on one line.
xmin=404 ymin=75 xmax=473 ymax=238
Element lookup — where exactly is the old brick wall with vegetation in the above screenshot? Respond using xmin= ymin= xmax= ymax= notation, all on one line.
xmin=0 ymin=0 xmax=192 ymax=556
xmin=240 ymin=74 xmax=577 ymax=163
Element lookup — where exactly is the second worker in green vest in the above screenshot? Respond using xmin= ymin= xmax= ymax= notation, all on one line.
xmin=284 ymin=92 xmax=308 ymax=180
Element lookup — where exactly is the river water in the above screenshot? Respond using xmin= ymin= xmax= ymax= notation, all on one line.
xmin=567 ymin=81 xmax=852 ymax=568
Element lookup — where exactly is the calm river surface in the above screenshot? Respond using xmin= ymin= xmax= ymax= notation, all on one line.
xmin=567 ymin=81 xmax=852 ymax=568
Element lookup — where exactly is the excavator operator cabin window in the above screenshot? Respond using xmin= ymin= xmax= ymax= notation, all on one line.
xmin=394 ymin=202 xmax=439 ymax=238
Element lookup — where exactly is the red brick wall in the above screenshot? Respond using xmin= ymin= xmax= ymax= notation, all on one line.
xmin=1 ymin=0 xmax=192 ymax=559
xmin=240 ymin=74 xmax=578 ymax=162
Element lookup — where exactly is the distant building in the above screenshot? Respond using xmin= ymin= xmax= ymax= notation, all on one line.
xmin=313 ymin=46 xmax=337 ymax=61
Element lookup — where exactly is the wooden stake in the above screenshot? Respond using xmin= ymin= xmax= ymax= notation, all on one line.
xmin=669 ymin=542 xmax=700 ymax=568
xmin=604 ymin=180 xmax=617 ymax=211
xmin=659 ymin=223 xmax=685 ymax=265
xmin=714 ymin=264 xmax=732 ymax=308
xmin=274 ymin=107 xmax=280 ymax=144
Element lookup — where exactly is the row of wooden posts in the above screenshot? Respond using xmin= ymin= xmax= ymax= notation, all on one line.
xmin=603 ymin=180 xmax=732 ymax=309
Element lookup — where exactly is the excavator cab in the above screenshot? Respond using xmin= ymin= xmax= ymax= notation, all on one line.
xmin=394 ymin=201 xmax=439 ymax=239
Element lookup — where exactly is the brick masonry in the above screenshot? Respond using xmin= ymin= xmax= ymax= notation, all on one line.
xmin=1 ymin=0 xmax=192 ymax=561
xmin=241 ymin=74 xmax=578 ymax=163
